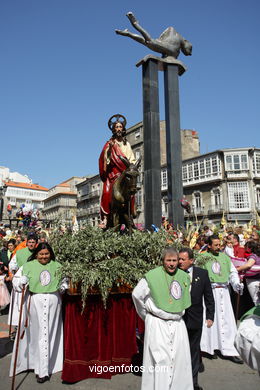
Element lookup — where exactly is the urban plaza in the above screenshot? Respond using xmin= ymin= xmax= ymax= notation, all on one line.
xmin=0 ymin=2 xmax=260 ymax=390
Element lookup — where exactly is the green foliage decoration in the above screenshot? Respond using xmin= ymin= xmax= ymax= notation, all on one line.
xmin=50 ymin=226 xmax=180 ymax=306
xmin=194 ymin=251 xmax=221 ymax=267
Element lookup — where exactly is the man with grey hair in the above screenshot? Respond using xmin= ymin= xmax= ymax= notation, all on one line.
xmin=132 ymin=247 xmax=193 ymax=390
xmin=179 ymin=247 xmax=215 ymax=390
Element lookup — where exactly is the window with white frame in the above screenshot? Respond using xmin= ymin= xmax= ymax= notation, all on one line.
xmin=182 ymin=154 xmax=221 ymax=184
xmin=212 ymin=188 xmax=221 ymax=206
xmin=256 ymin=187 xmax=260 ymax=205
xmin=135 ymin=148 xmax=141 ymax=160
xmin=163 ymin=197 xmax=168 ymax=214
xmin=65 ymin=197 xmax=70 ymax=206
xmin=228 ymin=182 xmax=250 ymax=210
xmin=199 ymin=160 xmax=205 ymax=178
xmin=182 ymin=165 xmax=187 ymax=181
xmin=135 ymin=189 xmax=142 ymax=208
xmin=212 ymin=156 xmax=218 ymax=173
xmin=205 ymin=158 xmax=211 ymax=175
xmin=253 ymin=152 xmax=260 ymax=175
xmin=188 ymin=163 xmax=193 ymax=180
xmin=161 ymin=169 xmax=167 ymax=189
xmin=225 ymin=153 xmax=248 ymax=171
xmin=137 ymin=171 xmax=142 ymax=186
xmin=194 ymin=192 xmax=202 ymax=209
xmin=194 ymin=161 xmax=199 ymax=179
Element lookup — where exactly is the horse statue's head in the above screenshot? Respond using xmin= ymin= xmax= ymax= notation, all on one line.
xmin=119 ymin=156 xmax=141 ymax=196
xmin=110 ymin=156 xmax=141 ymax=231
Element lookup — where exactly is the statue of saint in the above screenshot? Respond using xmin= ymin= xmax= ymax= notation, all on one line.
xmin=99 ymin=114 xmax=136 ymax=229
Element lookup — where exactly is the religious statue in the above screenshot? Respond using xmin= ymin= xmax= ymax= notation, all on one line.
xmin=115 ymin=12 xmax=192 ymax=60
xmin=99 ymin=114 xmax=140 ymax=230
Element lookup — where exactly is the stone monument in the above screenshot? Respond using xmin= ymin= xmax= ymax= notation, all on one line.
xmin=116 ymin=12 xmax=192 ymax=229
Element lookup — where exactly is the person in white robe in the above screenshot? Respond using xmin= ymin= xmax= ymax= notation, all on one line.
xmin=198 ymin=235 xmax=244 ymax=363
xmin=9 ymin=242 xmax=65 ymax=384
xmin=132 ymin=247 xmax=193 ymax=390
xmin=8 ymin=233 xmax=38 ymax=330
xmin=235 ymin=306 xmax=260 ymax=374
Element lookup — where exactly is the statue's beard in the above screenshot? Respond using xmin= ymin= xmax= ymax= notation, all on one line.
xmin=115 ymin=130 xmax=123 ymax=138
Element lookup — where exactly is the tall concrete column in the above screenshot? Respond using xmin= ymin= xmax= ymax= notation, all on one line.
xmin=142 ymin=59 xmax=162 ymax=230
xmin=164 ymin=63 xmax=184 ymax=227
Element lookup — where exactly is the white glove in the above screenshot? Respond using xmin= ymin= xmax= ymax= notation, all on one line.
xmin=59 ymin=278 xmax=69 ymax=294
xmin=234 ymin=282 xmax=244 ymax=295
xmin=19 ymin=275 xmax=29 ymax=287
xmin=9 ymin=261 xmax=18 ymax=272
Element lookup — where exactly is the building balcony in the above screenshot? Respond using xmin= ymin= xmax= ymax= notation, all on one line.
xmin=77 ymin=206 xmax=100 ymax=216
xmin=183 ymin=173 xmax=222 ymax=187
xmin=88 ymin=190 xmax=100 ymax=199
xmin=77 ymin=209 xmax=89 ymax=217
xmin=208 ymin=204 xmax=224 ymax=214
xmin=78 ymin=190 xmax=101 ymax=201
xmin=191 ymin=206 xmax=205 ymax=216
xmin=252 ymin=170 xmax=260 ymax=178
xmin=88 ymin=206 xmax=100 ymax=215
xmin=43 ymin=201 xmax=76 ymax=211
xmin=225 ymin=170 xmax=249 ymax=179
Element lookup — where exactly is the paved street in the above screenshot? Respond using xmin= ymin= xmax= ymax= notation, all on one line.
xmin=1 ymin=313 xmax=259 ymax=390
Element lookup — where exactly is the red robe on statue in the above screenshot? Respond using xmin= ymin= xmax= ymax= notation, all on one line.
xmin=99 ymin=140 xmax=130 ymax=219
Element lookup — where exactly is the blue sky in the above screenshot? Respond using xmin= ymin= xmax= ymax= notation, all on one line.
xmin=1 ymin=0 xmax=259 ymax=188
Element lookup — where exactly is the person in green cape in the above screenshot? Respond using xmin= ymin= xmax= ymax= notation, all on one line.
xmin=9 ymin=232 xmax=38 ymax=272
xmin=8 ymin=232 xmax=38 ymax=336
xmin=132 ymin=247 xmax=193 ymax=390
xmin=199 ymin=235 xmax=244 ymax=363
xmin=9 ymin=242 xmax=65 ymax=383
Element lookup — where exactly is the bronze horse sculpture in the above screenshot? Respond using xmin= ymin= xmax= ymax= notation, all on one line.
xmin=108 ymin=156 xmax=141 ymax=232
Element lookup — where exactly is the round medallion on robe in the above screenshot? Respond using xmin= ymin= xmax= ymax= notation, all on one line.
xmin=40 ymin=270 xmax=51 ymax=286
xmin=170 ymin=280 xmax=182 ymax=300
xmin=212 ymin=261 xmax=221 ymax=274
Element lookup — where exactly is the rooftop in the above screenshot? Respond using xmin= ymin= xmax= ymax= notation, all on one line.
xmin=4 ymin=181 xmax=48 ymax=191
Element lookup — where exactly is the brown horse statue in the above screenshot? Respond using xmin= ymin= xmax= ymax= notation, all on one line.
xmin=108 ymin=156 xmax=141 ymax=232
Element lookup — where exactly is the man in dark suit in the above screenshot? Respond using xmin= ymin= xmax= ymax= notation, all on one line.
xmin=179 ymin=247 xmax=215 ymax=390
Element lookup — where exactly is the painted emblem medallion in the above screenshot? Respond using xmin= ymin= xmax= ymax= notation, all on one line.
xmin=212 ymin=261 xmax=221 ymax=274
xmin=40 ymin=270 xmax=51 ymax=286
xmin=170 ymin=280 xmax=182 ymax=300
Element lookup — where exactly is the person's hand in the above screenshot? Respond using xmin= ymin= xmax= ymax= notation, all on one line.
xmin=234 ymin=282 xmax=244 ymax=295
xmin=20 ymin=275 xmax=29 ymax=286
xmin=206 ymin=319 xmax=213 ymax=328
xmin=59 ymin=278 xmax=69 ymax=294
xmin=9 ymin=263 xmax=18 ymax=272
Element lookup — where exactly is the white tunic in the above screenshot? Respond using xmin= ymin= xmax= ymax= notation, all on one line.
xmin=235 ymin=314 xmax=260 ymax=374
xmin=200 ymin=286 xmax=239 ymax=356
xmin=132 ymin=278 xmax=193 ymax=390
xmin=9 ymin=267 xmax=63 ymax=378
xmin=8 ymin=255 xmax=20 ymax=326
xmin=8 ymin=282 xmax=23 ymax=327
